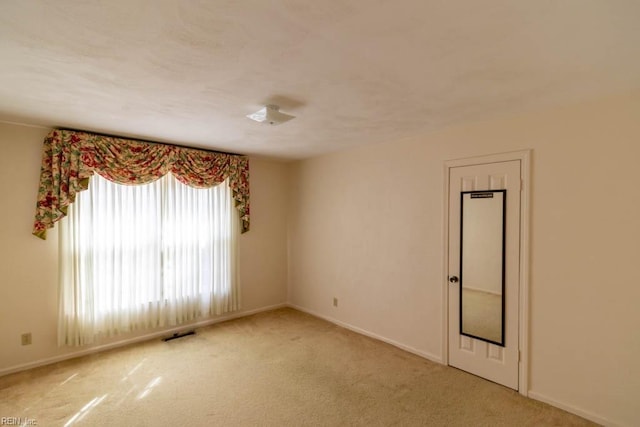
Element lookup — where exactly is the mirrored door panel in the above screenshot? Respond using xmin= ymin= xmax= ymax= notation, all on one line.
xmin=460 ymin=190 xmax=506 ymax=346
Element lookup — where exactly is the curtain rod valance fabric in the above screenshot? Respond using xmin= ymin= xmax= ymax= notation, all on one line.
xmin=33 ymin=129 xmax=250 ymax=239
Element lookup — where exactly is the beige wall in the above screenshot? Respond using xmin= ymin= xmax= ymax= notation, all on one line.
xmin=0 ymin=122 xmax=288 ymax=374
xmin=287 ymin=92 xmax=640 ymax=426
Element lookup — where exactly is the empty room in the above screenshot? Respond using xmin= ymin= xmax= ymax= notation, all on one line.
xmin=1 ymin=1 xmax=639 ymax=426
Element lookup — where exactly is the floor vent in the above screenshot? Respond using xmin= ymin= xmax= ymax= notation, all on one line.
xmin=162 ymin=330 xmax=195 ymax=342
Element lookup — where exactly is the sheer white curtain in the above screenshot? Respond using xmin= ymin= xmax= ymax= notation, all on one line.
xmin=59 ymin=173 xmax=240 ymax=346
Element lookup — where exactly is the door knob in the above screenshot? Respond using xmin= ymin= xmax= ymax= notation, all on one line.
xmin=449 ymin=276 xmax=459 ymax=284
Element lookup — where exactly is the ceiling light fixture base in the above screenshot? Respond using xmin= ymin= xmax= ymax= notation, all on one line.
xmin=246 ymin=104 xmax=295 ymax=126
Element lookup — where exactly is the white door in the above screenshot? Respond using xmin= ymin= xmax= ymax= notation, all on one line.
xmin=448 ymin=160 xmax=521 ymax=389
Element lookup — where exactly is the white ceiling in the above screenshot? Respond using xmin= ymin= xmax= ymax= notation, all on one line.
xmin=1 ymin=1 xmax=639 ymax=160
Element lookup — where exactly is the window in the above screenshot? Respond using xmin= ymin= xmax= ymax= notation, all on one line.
xmin=58 ymin=173 xmax=239 ymax=346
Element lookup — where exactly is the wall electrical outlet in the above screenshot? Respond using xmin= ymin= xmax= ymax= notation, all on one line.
xmin=21 ymin=333 xmax=32 ymax=346
xmin=333 ymin=297 xmax=338 ymax=307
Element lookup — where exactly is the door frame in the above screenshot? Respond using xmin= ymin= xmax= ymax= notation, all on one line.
xmin=442 ymin=150 xmax=531 ymax=396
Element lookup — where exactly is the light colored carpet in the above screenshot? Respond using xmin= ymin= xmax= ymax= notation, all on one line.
xmin=0 ymin=308 xmax=595 ymax=426
xmin=462 ymin=288 xmax=502 ymax=343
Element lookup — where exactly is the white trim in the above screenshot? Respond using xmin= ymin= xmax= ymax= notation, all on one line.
xmin=528 ymin=391 xmax=616 ymax=427
xmin=440 ymin=160 xmax=451 ymax=366
xmin=0 ymin=119 xmax=50 ymax=129
xmin=0 ymin=303 xmax=287 ymax=378
xmin=518 ymin=150 xmax=531 ymax=396
xmin=442 ymin=149 xmax=531 ymax=396
xmin=289 ymin=303 xmax=443 ymax=364
xmin=444 ymin=150 xmax=530 ymax=168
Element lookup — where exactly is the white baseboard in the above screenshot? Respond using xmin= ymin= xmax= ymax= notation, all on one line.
xmin=0 ymin=303 xmax=287 ymax=378
xmin=528 ymin=391 xmax=616 ymax=427
xmin=287 ymin=303 xmax=443 ymax=364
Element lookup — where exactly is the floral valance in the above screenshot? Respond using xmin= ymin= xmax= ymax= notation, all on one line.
xmin=33 ymin=129 xmax=250 ymax=239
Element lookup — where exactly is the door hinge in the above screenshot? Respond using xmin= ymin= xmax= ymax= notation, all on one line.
xmin=520 ymin=179 xmax=524 ymax=191
xmin=518 ymin=350 xmax=521 ymax=362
